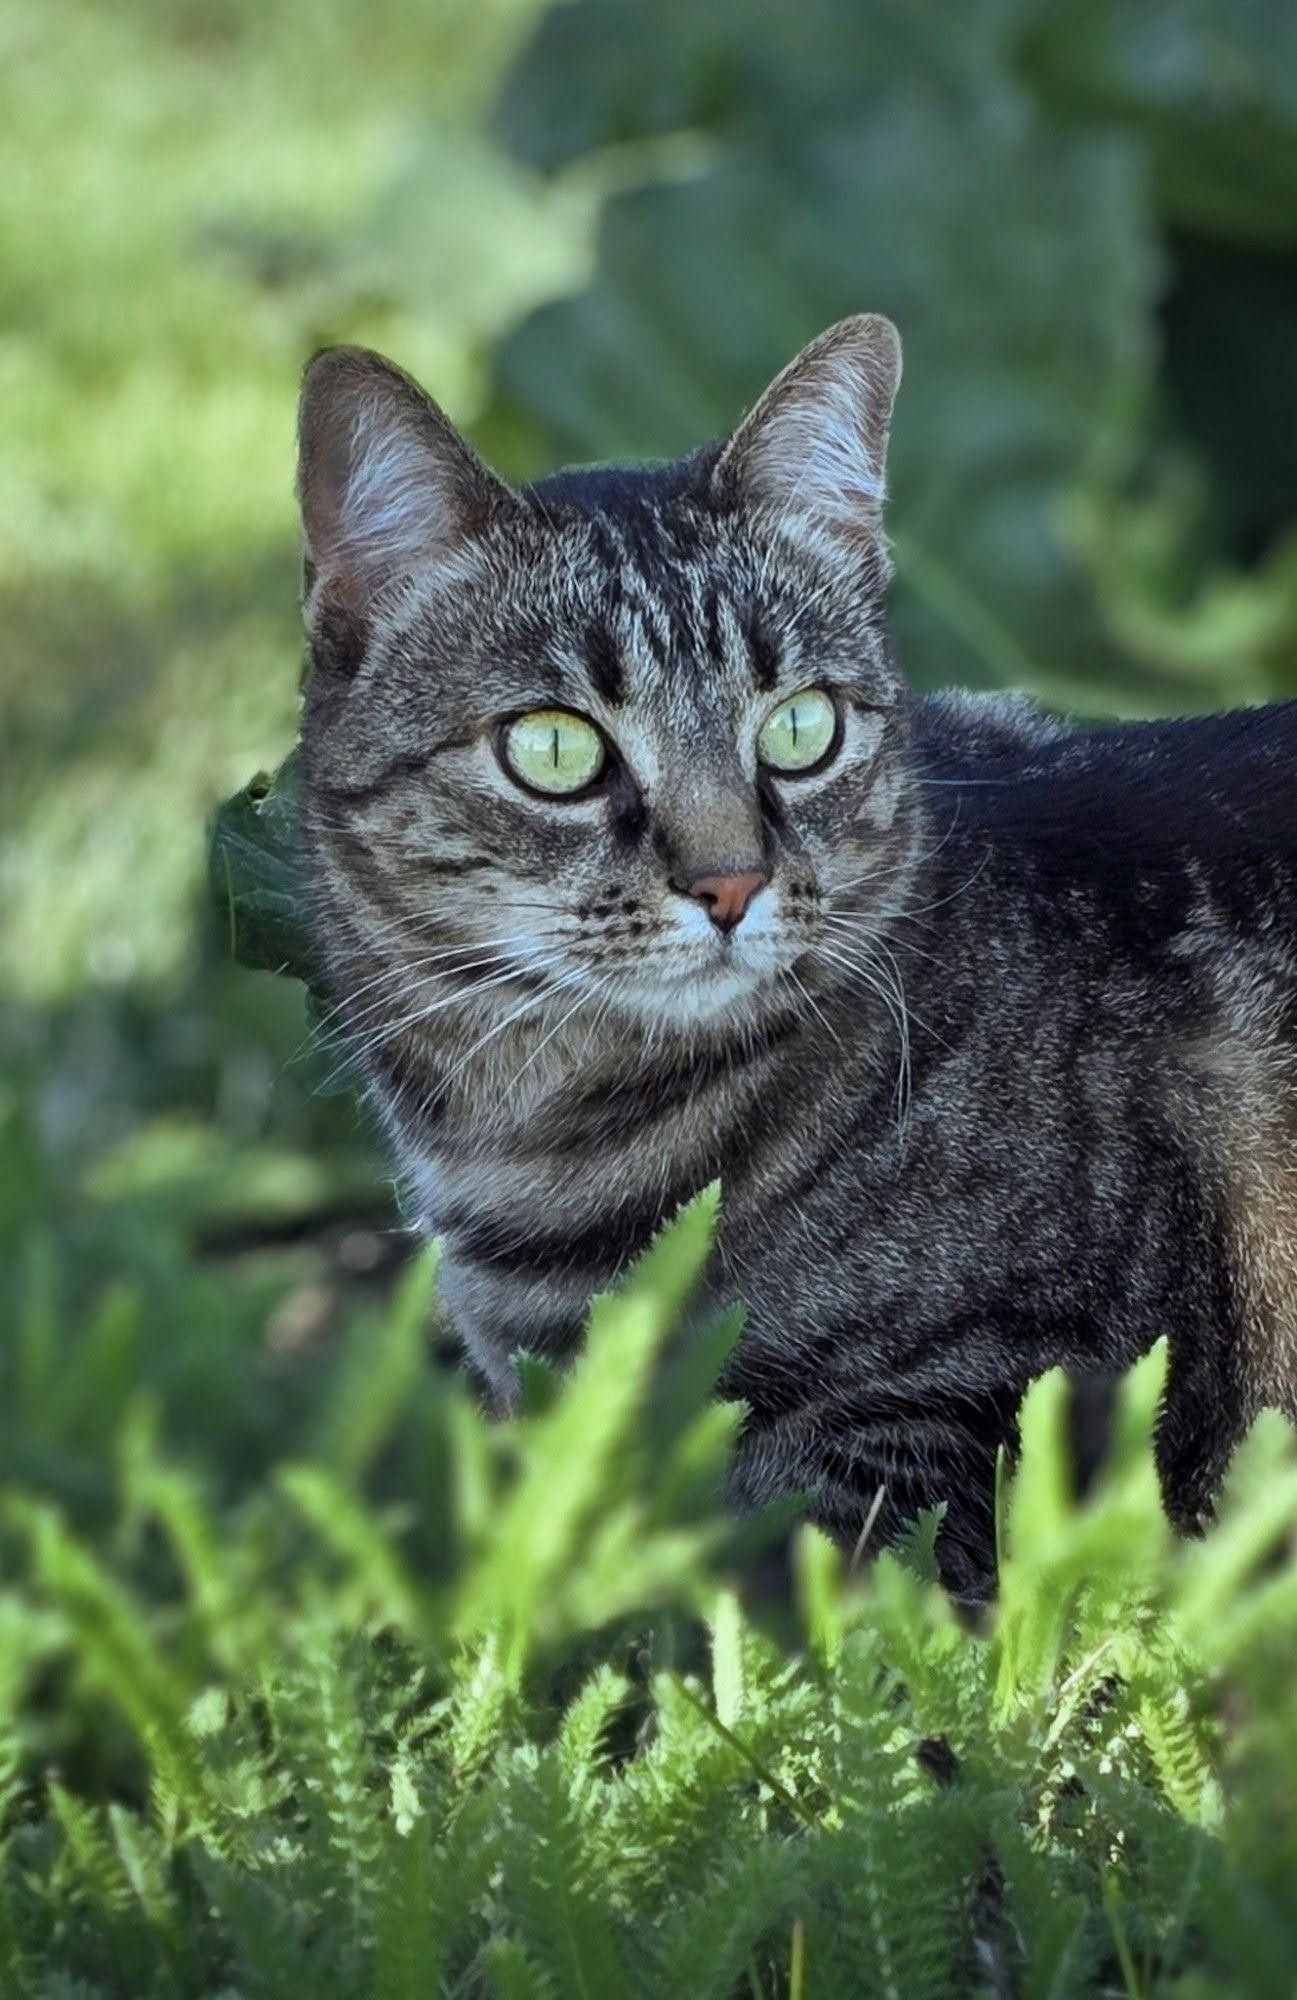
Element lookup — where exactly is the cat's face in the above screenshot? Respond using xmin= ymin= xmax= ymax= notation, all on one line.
xmin=298 ymin=318 xmax=921 ymax=1045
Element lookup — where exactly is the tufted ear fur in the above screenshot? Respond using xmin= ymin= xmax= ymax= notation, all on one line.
xmin=712 ymin=314 xmax=902 ymax=548
xmin=297 ymin=346 xmax=516 ymax=672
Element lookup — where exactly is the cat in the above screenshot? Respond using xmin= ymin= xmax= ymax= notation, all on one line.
xmin=296 ymin=316 xmax=1297 ymax=1597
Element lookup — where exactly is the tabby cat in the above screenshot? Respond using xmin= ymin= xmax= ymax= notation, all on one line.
xmin=297 ymin=316 xmax=1297 ymax=1595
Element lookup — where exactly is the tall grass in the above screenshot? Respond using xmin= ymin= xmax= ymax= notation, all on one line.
xmin=6 ymin=1191 xmax=1297 ymax=1997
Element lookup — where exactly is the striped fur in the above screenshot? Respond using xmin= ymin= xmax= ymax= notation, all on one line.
xmin=297 ymin=322 xmax=1297 ymax=1596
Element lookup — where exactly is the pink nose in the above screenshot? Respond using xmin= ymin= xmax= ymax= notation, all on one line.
xmin=680 ymin=869 xmax=767 ymax=935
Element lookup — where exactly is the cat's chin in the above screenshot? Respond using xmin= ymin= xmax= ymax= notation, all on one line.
xmin=601 ymin=952 xmax=789 ymax=1029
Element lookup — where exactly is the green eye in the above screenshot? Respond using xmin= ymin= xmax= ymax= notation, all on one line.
xmin=501 ymin=709 xmax=606 ymax=796
xmin=757 ymin=688 xmax=838 ymax=773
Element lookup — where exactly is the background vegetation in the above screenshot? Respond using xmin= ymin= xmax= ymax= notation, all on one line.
xmin=5 ymin=1 xmax=1297 ymax=1992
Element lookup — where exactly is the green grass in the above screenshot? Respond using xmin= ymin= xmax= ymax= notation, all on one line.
xmin=7 ymin=1193 xmax=1297 ymax=1998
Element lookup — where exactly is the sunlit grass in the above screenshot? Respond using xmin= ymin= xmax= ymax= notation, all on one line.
xmin=0 ymin=0 xmax=589 ymax=997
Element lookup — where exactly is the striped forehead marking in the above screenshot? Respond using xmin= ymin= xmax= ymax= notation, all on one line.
xmin=571 ymin=509 xmax=794 ymax=709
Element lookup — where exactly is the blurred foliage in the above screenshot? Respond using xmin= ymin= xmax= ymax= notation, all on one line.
xmin=0 ymin=0 xmax=592 ymax=1439
xmin=8 ymin=1197 xmax=1297 ymax=1996
xmin=0 ymin=0 xmax=590 ymax=1001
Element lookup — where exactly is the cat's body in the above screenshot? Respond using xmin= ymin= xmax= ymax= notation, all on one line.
xmin=724 ymin=696 xmax=1297 ymax=1590
xmin=296 ymin=321 xmax=1297 ymax=1593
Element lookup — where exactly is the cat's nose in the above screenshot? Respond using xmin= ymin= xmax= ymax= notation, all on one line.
xmin=677 ymin=868 xmax=768 ymax=935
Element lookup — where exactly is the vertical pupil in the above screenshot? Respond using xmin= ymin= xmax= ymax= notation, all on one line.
xmin=790 ymin=705 xmax=799 ymax=748
xmin=551 ymin=726 xmax=560 ymax=769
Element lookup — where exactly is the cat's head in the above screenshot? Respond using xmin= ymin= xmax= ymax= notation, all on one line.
xmin=298 ymin=317 xmax=922 ymax=1040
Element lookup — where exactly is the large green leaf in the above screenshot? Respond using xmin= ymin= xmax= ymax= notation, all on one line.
xmin=497 ymin=0 xmax=1046 ymax=169
xmin=492 ymin=0 xmax=1162 ymax=704
xmin=1158 ymin=237 xmax=1297 ymax=562
xmin=1020 ymin=0 xmax=1297 ymax=572
xmin=1021 ymin=0 xmax=1297 ymax=253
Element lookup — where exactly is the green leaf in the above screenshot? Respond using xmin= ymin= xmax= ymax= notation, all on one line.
xmin=208 ymin=750 xmax=316 ymax=984
xmin=1022 ymin=0 xmax=1297 ymax=253
xmin=1021 ymin=1 xmax=1297 ymax=573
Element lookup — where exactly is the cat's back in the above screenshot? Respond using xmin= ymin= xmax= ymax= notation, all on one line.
xmin=900 ymin=696 xmax=1297 ymax=1436
xmin=913 ymin=695 xmax=1297 ymax=907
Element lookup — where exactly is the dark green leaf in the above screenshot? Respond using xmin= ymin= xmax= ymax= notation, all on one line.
xmin=208 ymin=750 xmax=317 ymax=985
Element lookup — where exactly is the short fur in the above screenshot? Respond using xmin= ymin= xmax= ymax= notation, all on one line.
xmin=296 ymin=320 xmax=1297 ymax=1596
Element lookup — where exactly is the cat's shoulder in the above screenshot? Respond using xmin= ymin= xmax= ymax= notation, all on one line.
xmin=912 ymin=692 xmax=1297 ymax=865
xmin=911 ymin=687 xmax=1073 ymax=764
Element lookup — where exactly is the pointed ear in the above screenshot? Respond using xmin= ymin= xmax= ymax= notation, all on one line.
xmin=297 ymin=346 xmax=515 ymax=665
xmin=712 ymin=315 xmax=902 ymax=546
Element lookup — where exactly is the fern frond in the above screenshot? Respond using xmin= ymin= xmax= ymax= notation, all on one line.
xmin=193 ymin=1847 xmax=312 ymax=1997
xmin=372 ymin=1817 xmax=444 ymax=2000
xmin=0 ymin=1730 xmax=33 ymax=2000
xmin=107 ymin=1802 xmax=182 ymax=1939
xmin=992 ymin=1811 xmax=1099 ymax=2000
xmin=19 ymin=1505 xmax=217 ymax=1839
xmin=480 ymin=1936 xmax=558 ymax=2000
xmin=268 ymin=1624 xmax=385 ymax=1961
xmin=493 ymin=1749 xmax=634 ymax=1999
xmin=557 ymin=1665 xmax=630 ymax=1801
xmin=48 ymin=1786 xmax=134 ymax=1921
xmin=445 ymin=1629 xmax=513 ymax=1788
xmin=279 ymin=1464 xmax=444 ymax=1659
xmin=125 ymin=1455 xmax=244 ymax=1664
xmin=647 ymin=1841 xmax=800 ymax=2000
xmin=1135 ymin=1680 xmax=1219 ymax=1827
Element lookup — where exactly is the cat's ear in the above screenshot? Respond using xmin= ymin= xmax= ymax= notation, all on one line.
xmin=712 ymin=315 xmax=901 ymax=547
xmin=297 ymin=346 xmax=515 ymax=666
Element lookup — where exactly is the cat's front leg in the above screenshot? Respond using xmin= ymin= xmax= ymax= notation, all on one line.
xmin=1155 ymin=1318 xmax=1253 ymax=1536
xmin=729 ymin=1390 xmax=1012 ymax=1602
xmin=434 ymin=1243 xmax=594 ymax=1411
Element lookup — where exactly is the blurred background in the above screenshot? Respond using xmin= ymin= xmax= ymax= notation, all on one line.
xmin=4 ymin=0 xmax=1297 ymax=1521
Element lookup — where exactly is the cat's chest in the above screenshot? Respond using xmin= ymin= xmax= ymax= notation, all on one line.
xmin=390 ymin=1014 xmax=895 ymax=1389
xmin=391 ymin=1038 xmax=793 ymax=1369
xmin=397 ymin=1064 xmax=709 ymax=1258
xmin=396 ymin=1018 xmax=800 ymax=1237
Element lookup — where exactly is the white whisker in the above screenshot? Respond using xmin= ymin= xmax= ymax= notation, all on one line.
xmin=497 ymin=971 xmax=611 ymax=1107
xmin=314 ymin=957 xmax=567 ymax=1098
xmin=782 ymin=965 xmax=842 ymax=1048
xmin=810 ymin=936 xmax=912 ymax=1146
xmin=432 ymin=970 xmax=590 ymax=1105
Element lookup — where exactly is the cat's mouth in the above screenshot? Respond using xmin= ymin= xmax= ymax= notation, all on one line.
xmin=593 ymin=926 xmax=799 ymax=1023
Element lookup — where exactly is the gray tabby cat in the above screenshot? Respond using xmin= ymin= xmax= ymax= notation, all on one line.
xmin=297 ymin=316 xmax=1297 ymax=1596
